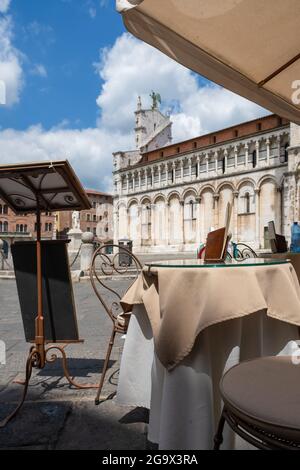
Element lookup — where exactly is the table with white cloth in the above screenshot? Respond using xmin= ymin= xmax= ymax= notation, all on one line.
xmin=116 ymin=258 xmax=300 ymax=450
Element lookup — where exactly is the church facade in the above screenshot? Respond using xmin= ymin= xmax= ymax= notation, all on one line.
xmin=113 ymin=98 xmax=300 ymax=253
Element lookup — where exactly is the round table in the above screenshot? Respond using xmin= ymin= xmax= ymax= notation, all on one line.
xmin=116 ymin=258 xmax=300 ymax=450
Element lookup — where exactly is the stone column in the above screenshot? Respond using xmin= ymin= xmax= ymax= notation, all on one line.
xmin=126 ymin=174 xmax=129 ymax=193
xmin=164 ymin=202 xmax=169 ymax=248
xmin=151 ymin=204 xmax=156 ymax=246
xmin=164 ymin=163 xmax=168 ymax=186
xmin=266 ymin=138 xmax=270 ymax=166
xmin=277 ymin=134 xmax=281 ymax=162
xmin=113 ymin=209 xmax=119 ymax=245
xmin=245 ymin=143 xmax=249 ymax=169
xmin=234 ymin=145 xmax=238 ymax=169
xmin=138 ymin=170 xmax=141 ymax=191
xmin=205 ymin=154 xmax=209 ymax=175
xmin=179 ymin=199 xmax=185 ymax=247
xmin=181 ymin=160 xmax=184 ymax=181
xmin=215 ymin=152 xmax=218 ymax=175
xmin=233 ymin=191 xmax=239 ymax=241
xmin=134 ymin=204 xmax=141 ymax=251
xmin=256 ymin=141 xmax=260 ymax=167
xmin=151 ymin=167 xmax=154 ymax=188
xmin=197 ymin=156 xmax=200 ymax=179
xmin=145 ymin=169 xmax=148 ymax=189
xmin=255 ymin=188 xmax=261 ymax=249
xmin=276 ymin=187 xmax=282 ymax=234
xmin=132 ymin=172 xmax=135 ymax=192
xmin=126 ymin=207 xmax=130 ymax=239
xmin=224 ymin=149 xmax=228 ymax=174
xmin=213 ymin=194 xmax=219 ymax=230
xmin=188 ymin=157 xmax=192 ymax=180
xmin=196 ymin=196 xmax=202 ymax=244
xmin=158 ymin=165 xmax=162 ymax=187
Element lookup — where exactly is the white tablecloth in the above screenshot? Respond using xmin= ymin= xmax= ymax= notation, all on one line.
xmin=116 ymin=305 xmax=299 ymax=450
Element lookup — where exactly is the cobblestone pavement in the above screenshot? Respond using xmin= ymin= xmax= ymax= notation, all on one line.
xmin=0 ymin=279 xmax=149 ymax=450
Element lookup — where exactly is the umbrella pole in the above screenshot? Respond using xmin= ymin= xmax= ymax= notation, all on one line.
xmin=34 ymin=204 xmax=45 ymax=368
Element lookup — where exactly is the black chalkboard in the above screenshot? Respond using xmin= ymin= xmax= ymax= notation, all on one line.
xmin=12 ymin=240 xmax=80 ymax=343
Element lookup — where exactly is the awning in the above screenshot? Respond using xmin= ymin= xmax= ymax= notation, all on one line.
xmin=117 ymin=0 xmax=300 ymax=125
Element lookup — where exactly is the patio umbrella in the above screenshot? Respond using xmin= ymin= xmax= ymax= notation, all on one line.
xmin=117 ymin=0 xmax=300 ymax=124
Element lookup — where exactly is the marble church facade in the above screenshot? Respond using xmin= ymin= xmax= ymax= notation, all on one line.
xmin=113 ymin=99 xmax=300 ymax=253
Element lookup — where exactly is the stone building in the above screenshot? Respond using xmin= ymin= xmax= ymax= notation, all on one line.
xmin=57 ymin=189 xmax=113 ymax=241
xmin=113 ymin=98 xmax=300 ymax=253
xmin=0 ymin=200 xmax=55 ymax=239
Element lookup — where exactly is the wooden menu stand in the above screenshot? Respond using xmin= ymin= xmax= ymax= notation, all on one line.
xmin=204 ymin=202 xmax=232 ymax=262
xmin=0 ymin=161 xmax=100 ymax=428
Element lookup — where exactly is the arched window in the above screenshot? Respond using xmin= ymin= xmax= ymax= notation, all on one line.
xmin=245 ymin=192 xmax=250 ymax=213
xmin=49 ymin=223 xmax=52 ymax=232
xmin=24 ymin=224 xmax=27 ymax=233
xmin=3 ymin=205 xmax=8 ymax=214
xmin=0 ymin=221 xmax=2 ymax=232
xmin=3 ymin=221 xmax=8 ymax=232
xmin=45 ymin=223 xmax=49 ymax=232
xmin=252 ymin=150 xmax=257 ymax=168
xmin=20 ymin=224 xmax=24 ymax=233
xmin=16 ymin=224 xmax=19 ymax=232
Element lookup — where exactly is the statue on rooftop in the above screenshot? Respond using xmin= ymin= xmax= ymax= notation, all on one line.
xmin=150 ymin=91 xmax=161 ymax=110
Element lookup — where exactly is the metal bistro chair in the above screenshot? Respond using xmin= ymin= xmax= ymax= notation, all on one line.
xmin=231 ymin=242 xmax=257 ymax=260
xmin=90 ymin=244 xmax=143 ymax=405
xmin=214 ymin=356 xmax=300 ymax=450
xmin=198 ymin=242 xmax=257 ymax=261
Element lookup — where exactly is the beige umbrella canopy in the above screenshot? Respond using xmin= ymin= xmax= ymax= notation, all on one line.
xmin=117 ymin=0 xmax=300 ymax=124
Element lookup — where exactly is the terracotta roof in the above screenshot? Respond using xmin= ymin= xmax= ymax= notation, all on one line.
xmin=85 ymin=189 xmax=112 ymax=197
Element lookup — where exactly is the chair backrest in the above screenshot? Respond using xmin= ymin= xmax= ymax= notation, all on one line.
xmin=90 ymin=244 xmax=143 ymax=323
xmin=232 ymin=243 xmax=257 ymax=260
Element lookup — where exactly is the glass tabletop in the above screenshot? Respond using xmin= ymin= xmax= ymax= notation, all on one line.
xmin=145 ymin=258 xmax=291 ymax=268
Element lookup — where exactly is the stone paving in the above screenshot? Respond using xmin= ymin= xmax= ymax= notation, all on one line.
xmin=0 ymin=279 xmax=149 ymax=450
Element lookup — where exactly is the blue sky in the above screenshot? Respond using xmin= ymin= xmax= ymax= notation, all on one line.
xmin=0 ymin=0 xmax=268 ymax=190
xmin=1 ymin=0 xmax=125 ymax=130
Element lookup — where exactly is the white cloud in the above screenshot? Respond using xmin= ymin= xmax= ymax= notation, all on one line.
xmin=0 ymin=13 xmax=24 ymax=106
xmin=30 ymin=63 xmax=47 ymax=78
xmin=95 ymin=33 xmax=269 ymax=144
xmin=0 ymin=31 xmax=269 ymax=191
xmin=0 ymin=0 xmax=10 ymax=14
xmin=0 ymin=125 xmax=132 ymax=191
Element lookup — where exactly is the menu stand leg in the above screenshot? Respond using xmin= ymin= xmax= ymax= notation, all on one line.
xmin=45 ymin=345 xmax=99 ymax=389
xmin=0 ymin=348 xmax=38 ymax=428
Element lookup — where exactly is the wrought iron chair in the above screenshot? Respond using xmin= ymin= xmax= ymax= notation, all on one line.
xmin=231 ymin=243 xmax=257 ymax=260
xmin=90 ymin=243 xmax=143 ymax=405
xmin=214 ymin=356 xmax=300 ymax=450
xmin=198 ymin=242 xmax=257 ymax=261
